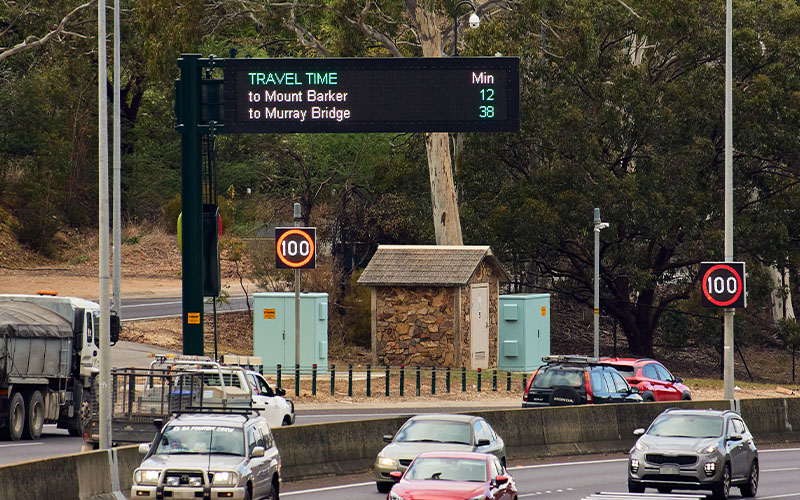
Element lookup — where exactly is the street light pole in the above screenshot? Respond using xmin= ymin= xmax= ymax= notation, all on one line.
xmin=723 ymin=0 xmax=735 ymax=402
xmin=452 ymin=1 xmax=479 ymax=57
xmin=593 ymin=208 xmax=609 ymax=359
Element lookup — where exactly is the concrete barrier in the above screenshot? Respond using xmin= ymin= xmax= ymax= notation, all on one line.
xmin=4 ymin=397 xmax=800 ymax=497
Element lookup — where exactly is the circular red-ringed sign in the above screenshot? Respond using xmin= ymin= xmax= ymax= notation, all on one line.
xmin=276 ymin=228 xmax=315 ymax=268
xmin=701 ymin=264 xmax=743 ymax=307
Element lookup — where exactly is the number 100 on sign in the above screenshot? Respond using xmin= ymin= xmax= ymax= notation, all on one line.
xmin=275 ymin=227 xmax=316 ymax=269
xmin=699 ymin=261 xmax=746 ymax=308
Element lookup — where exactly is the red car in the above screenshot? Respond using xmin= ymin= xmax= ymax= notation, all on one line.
xmin=387 ymin=451 xmax=517 ymax=500
xmin=600 ymin=357 xmax=691 ymax=402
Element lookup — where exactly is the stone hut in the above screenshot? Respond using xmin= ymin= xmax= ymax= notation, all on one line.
xmin=357 ymin=245 xmax=509 ymax=369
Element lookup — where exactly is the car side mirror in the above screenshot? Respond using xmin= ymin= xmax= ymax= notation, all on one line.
xmin=389 ymin=471 xmax=403 ymax=482
xmin=251 ymin=446 xmax=265 ymax=457
xmin=629 ymin=386 xmax=640 ymax=394
xmin=674 ymin=376 xmax=683 ymax=383
xmin=633 ymin=428 xmax=645 ymax=436
xmin=495 ymin=475 xmax=509 ymax=485
xmin=728 ymin=434 xmax=742 ymax=442
xmin=139 ymin=443 xmax=151 ymax=455
xmin=383 ymin=434 xmax=393 ymax=443
xmin=276 ymin=388 xmax=286 ymax=397
xmin=476 ymin=438 xmax=491 ymax=447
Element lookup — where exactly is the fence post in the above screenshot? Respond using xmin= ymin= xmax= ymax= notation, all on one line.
xmin=461 ymin=367 xmax=466 ymax=392
xmin=312 ymin=364 xmax=317 ymax=396
xmin=446 ymin=367 xmax=451 ymax=393
xmin=477 ymin=368 xmax=482 ymax=392
xmin=522 ymin=373 xmax=527 ymax=390
xmin=348 ymin=365 xmax=353 ymax=397
xmin=385 ymin=366 xmax=390 ymax=396
xmin=506 ymin=371 xmax=511 ymax=391
xmin=415 ymin=366 xmax=421 ymax=397
xmin=431 ymin=366 xmax=436 ymax=395
xmin=277 ymin=364 xmax=282 ymax=390
xmin=366 ymin=364 xmax=371 ymax=397
xmin=330 ymin=364 xmax=336 ymax=396
xmin=492 ymin=369 xmax=497 ymax=391
xmin=295 ymin=364 xmax=300 ymax=397
xmin=400 ymin=366 xmax=405 ymax=397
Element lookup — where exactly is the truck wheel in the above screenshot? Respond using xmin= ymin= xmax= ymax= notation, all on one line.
xmin=2 ymin=391 xmax=25 ymax=441
xmin=68 ymin=386 xmax=91 ymax=437
xmin=23 ymin=391 xmax=45 ymax=440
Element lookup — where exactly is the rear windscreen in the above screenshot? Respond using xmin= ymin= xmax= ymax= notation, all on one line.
xmin=532 ymin=368 xmax=584 ymax=388
xmin=610 ymin=365 xmax=635 ymax=376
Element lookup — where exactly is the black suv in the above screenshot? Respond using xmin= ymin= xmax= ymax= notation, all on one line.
xmin=522 ymin=355 xmax=643 ymax=407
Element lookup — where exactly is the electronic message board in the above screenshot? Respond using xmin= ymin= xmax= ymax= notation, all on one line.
xmin=223 ymin=57 xmax=519 ymax=133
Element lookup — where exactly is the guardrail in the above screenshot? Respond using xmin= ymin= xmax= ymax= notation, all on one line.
xmin=2 ymin=397 xmax=799 ymax=498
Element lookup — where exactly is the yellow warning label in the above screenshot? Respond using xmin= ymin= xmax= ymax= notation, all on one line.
xmin=187 ymin=312 xmax=201 ymax=324
xmin=264 ymin=308 xmax=276 ymax=319
xmin=593 ymin=308 xmax=599 ymax=314
xmin=541 ymin=306 xmax=547 ymax=316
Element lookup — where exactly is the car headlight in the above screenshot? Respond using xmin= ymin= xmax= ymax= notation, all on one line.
xmin=697 ymin=445 xmax=718 ymax=454
xmin=166 ymin=476 xmax=180 ymax=486
xmin=389 ymin=491 xmax=405 ymax=500
xmin=211 ymin=471 xmax=239 ymax=486
xmin=134 ymin=469 xmax=160 ymax=485
xmin=635 ymin=440 xmax=649 ymax=452
xmin=377 ymin=456 xmax=397 ymax=468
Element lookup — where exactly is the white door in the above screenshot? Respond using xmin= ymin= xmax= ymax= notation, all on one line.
xmin=470 ymin=284 xmax=490 ymax=370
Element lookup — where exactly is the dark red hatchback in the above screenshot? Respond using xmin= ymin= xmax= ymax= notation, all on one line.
xmin=387 ymin=451 xmax=517 ymax=500
xmin=601 ymin=357 xmax=691 ymax=402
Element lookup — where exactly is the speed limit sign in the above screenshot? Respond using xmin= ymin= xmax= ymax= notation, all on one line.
xmin=275 ymin=227 xmax=316 ymax=269
xmin=699 ymin=262 xmax=746 ymax=308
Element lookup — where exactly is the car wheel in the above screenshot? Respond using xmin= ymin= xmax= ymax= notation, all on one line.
xmin=23 ymin=391 xmax=45 ymax=440
xmin=2 ymin=391 xmax=25 ymax=441
xmin=681 ymin=391 xmax=691 ymax=400
xmin=712 ymin=463 xmax=731 ymax=500
xmin=377 ymin=481 xmax=393 ymax=493
xmin=657 ymin=486 xmax=672 ymax=493
xmin=243 ymin=483 xmax=252 ymax=500
xmin=641 ymin=391 xmax=655 ymax=402
xmin=282 ymin=415 xmax=292 ymax=426
xmin=265 ymin=476 xmax=280 ymax=500
xmin=548 ymin=386 xmax=580 ymax=406
xmin=628 ymin=480 xmax=645 ymax=493
xmin=739 ymin=460 xmax=758 ymax=497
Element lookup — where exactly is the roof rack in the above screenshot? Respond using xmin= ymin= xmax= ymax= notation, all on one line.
xmin=542 ymin=355 xmax=601 ymax=365
xmin=173 ymin=406 xmax=260 ymax=417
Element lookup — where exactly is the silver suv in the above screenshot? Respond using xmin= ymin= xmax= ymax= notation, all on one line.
xmin=628 ymin=408 xmax=758 ymax=499
xmin=132 ymin=411 xmax=281 ymax=500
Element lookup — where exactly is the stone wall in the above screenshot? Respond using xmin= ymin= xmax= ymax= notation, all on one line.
xmin=375 ymin=286 xmax=456 ymax=367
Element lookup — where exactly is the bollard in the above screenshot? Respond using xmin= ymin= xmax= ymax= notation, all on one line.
xmin=400 ymin=366 xmax=405 ymax=397
xmin=522 ymin=373 xmax=527 ymax=390
xmin=295 ymin=364 xmax=300 ymax=397
xmin=492 ymin=369 xmax=497 ymax=391
xmin=367 ymin=364 xmax=371 ymax=397
xmin=330 ymin=364 xmax=336 ymax=396
xmin=277 ymin=364 xmax=282 ymax=389
xmin=506 ymin=371 xmax=511 ymax=391
xmin=477 ymin=368 xmax=482 ymax=392
xmin=312 ymin=364 xmax=317 ymax=396
xmin=348 ymin=365 xmax=353 ymax=397
xmin=431 ymin=366 xmax=436 ymax=395
xmin=385 ymin=366 xmax=390 ymax=397
xmin=461 ymin=366 xmax=466 ymax=392
xmin=415 ymin=366 xmax=421 ymax=397
xmin=446 ymin=367 xmax=451 ymax=393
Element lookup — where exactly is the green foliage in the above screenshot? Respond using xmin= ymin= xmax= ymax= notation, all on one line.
xmin=162 ymin=195 xmax=182 ymax=234
xmin=778 ymin=319 xmax=800 ymax=351
xmin=339 ymin=270 xmax=372 ymax=347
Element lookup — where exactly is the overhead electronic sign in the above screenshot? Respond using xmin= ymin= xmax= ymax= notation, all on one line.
xmin=223 ymin=57 xmax=519 ymax=133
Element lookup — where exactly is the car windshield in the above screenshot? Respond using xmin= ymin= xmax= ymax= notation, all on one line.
xmin=395 ymin=421 xmax=472 ymax=445
xmin=648 ymin=415 xmax=723 ymax=438
xmin=405 ymin=457 xmax=487 ymax=482
xmin=533 ymin=368 xmax=583 ymax=388
xmin=610 ymin=365 xmax=635 ymax=376
xmin=155 ymin=425 xmax=245 ymax=455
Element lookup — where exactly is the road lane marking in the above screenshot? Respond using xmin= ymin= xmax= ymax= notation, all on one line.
xmin=0 ymin=442 xmax=44 ymax=448
xmin=282 ymin=482 xmax=373 ymax=496
xmin=761 ymin=447 xmax=800 ymax=453
xmin=756 ymin=494 xmax=800 ymax=499
xmin=764 ymin=467 xmax=800 ymax=472
xmin=510 ymin=458 xmax=627 ymax=470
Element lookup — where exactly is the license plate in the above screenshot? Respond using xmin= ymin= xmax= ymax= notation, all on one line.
xmin=660 ymin=465 xmax=679 ymax=475
xmin=168 ymin=491 xmax=197 ymax=499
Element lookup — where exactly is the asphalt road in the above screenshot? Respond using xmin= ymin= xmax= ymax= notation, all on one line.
xmin=282 ymin=446 xmax=800 ymax=500
xmin=119 ymin=295 xmax=251 ymax=321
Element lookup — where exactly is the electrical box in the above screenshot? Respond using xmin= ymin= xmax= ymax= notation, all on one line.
xmin=498 ymin=293 xmax=551 ymax=372
xmin=253 ymin=292 xmax=328 ymax=373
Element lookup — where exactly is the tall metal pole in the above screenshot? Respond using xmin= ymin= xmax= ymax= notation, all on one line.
xmin=97 ymin=0 xmax=112 ymax=451
xmin=112 ymin=0 xmax=121 ymax=321
xmin=293 ymin=203 xmax=302 ymax=368
xmin=593 ymin=208 xmax=601 ymax=359
xmin=723 ymin=0 xmax=735 ymax=401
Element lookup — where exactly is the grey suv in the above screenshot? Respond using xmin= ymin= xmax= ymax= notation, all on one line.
xmin=628 ymin=408 xmax=758 ymax=499
xmin=132 ymin=411 xmax=281 ymax=500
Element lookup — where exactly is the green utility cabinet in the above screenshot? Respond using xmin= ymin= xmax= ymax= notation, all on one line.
xmin=253 ymin=292 xmax=328 ymax=373
xmin=498 ymin=293 xmax=551 ymax=372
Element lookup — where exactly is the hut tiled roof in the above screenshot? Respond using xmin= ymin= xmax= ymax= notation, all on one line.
xmin=357 ymin=245 xmax=510 ymax=287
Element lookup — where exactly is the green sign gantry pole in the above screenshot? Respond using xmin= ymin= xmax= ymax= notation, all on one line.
xmin=178 ymin=54 xmax=204 ymax=355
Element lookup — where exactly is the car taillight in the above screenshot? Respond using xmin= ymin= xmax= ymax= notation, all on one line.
xmin=523 ymin=369 xmax=538 ymax=400
xmin=584 ymin=370 xmax=592 ymax=403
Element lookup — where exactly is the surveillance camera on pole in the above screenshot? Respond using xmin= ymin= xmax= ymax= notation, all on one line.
xmin=469 ymin=13 xmax=480 ymax=29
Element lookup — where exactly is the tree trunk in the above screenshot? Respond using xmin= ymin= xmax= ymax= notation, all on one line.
xmin=416 ymin=8 xmax=463 ymax=245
